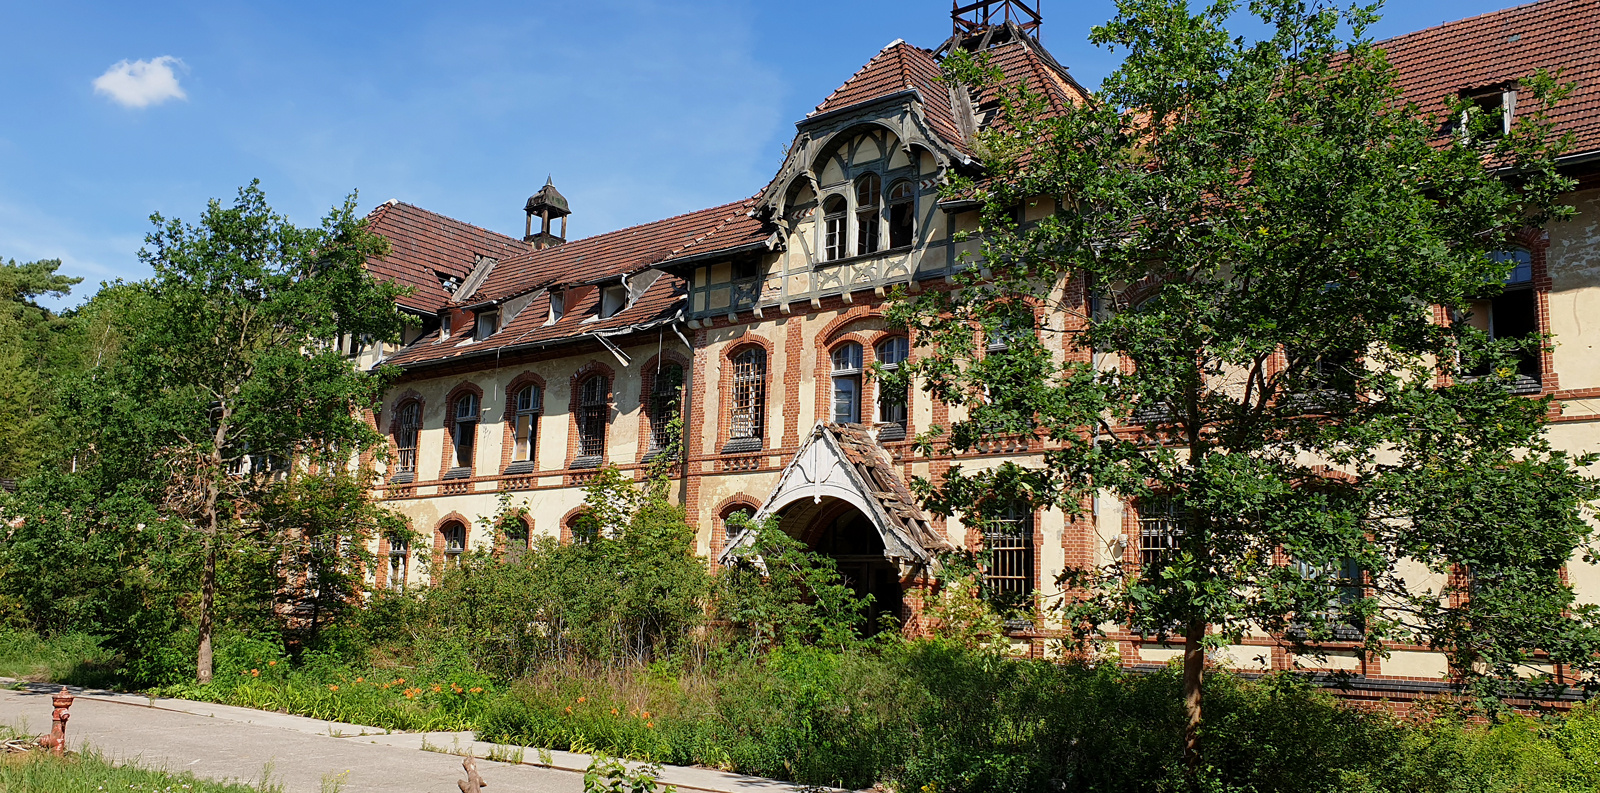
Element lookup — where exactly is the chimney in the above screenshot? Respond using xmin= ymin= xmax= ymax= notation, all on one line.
xmin=524 ymin=177 xmax=571 ymax=251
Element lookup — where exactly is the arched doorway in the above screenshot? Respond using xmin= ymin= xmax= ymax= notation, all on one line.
xmin=777 ymin=497 xmax=904 ymax=634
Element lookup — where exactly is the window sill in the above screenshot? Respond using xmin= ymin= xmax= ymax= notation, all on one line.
xmin=815 ymin=245 xmax=914 ymax=269
xmin=641 ymin=449 xmax=679 ymax=464
xmin=503 ymin=460 xmax=537 ymax=475
xmin=721 ymin=438 xmax=764 ymax=455
xmin=875 ymin=423 xmax=907 ymax=442
xmin=442 ymin=467 xmax=472 ymax=480
xmin=570 ymin=455 xmax=604 ymax=470
xmin=387 ymin=472 xmax=415 ymax=485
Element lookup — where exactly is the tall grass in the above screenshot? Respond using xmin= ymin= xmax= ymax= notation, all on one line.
xmin=0 ymin=726 xmax=277 ymax=793
xmin=0 ymin=630 xmax=121 ymax=688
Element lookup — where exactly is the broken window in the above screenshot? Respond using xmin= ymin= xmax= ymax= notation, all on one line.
xmin=512 ymin=385 xmax=541 ymax=463
xmin=1464 ymin=248 xmax=1540 ymax=392
xmin=729 ymin=347 xmax=767 ymax=444
xmin=888 ymin=180 xmax=915 ymax=249
xmin=395 ymin=402 xmax=421 ymax=473
xmin=855 ymin=174 xmax=881 ymax=256
xmin=600 ymin=285 xmax=627 ymax=319
xmin=982 ymin=502 xmax=1034 ymax=608
xmin=1458 ymin=85 xmax=1517 ymax=139
xmin=823 ymin=196 xmax=847 ymax=262
xmin=576 ymin=375 xmax=609 ymax=461
xmin=441 ymin=522 xmax=467 ymax=570
xmin=831 ymin=342 xmax=863 ymax=424
xmin=1293 ymin=554 xmax=1364 ymax=640
xmin=452 ymin=393 xmax=479 ymax=469
xmin=876 ymin=336 xmax=909 ymax=437
xmin=649 ymin=363 xmax=684 ymax=452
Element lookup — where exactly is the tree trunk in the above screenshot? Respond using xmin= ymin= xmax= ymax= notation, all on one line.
xmin=197 ymin=534 xmax=216 ymax=683
xmin=1182 ymin=618 xmax=1206 ymax=776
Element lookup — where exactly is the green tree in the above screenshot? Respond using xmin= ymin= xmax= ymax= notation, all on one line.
xmin=891 ymin=0 xmax=1599 ymax=774
xmin=112 ymin=181 xmax=410 ymax=682
xmin=0 ymin=257 xmax=82 ymax=477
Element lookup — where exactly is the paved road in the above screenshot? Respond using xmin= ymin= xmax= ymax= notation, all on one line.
xmin=0 ymin=683 xmax=819 ymax=793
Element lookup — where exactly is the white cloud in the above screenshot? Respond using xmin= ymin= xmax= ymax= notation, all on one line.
xmin=92 ymin=56 xmax=187 ymax=108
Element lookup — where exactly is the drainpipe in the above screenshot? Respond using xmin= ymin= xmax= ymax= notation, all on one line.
xmin=673 ymin=321 xmax=696 ymax=511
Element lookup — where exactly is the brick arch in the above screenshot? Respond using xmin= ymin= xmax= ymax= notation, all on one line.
xmin=567 ymin=360 xmax=617 ymax=467
xmin=432 ymin=512 xmax=472 ymax=566
xmin=558 ymin=505 xmax=590 ymax=544
xmin=720 ymin=337 xmax=776 ymax=452
xmin=500 ymin=372 xmax=548 ymax=473
xmin=637 ymin=351 xmax=691 ymax=464
xmin=711 ymin=494 xmax=764 ymax=559
xmin=439 ymin=382 xmax=485 ymax=479
xmin=818 ymin=305 xmax=885 ymax=347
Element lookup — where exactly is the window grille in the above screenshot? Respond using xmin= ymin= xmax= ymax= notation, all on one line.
xmin=888 ymin=180 xmax=915 ymax=249
xmin=452 ymin=393 xmax=479 ymax=469
xmin=441 ymin=523 xmax=466 ymax=570
xmin=650 ymin=364 xmax=684 ymax=451
xmin=1139 ymin=498 xmax=1186 ymax=568
xmin=855 ymin=174 xmax=881 ymax=256
xmin=1294 ymin=556 xmax=1364 ymax=634
xmin=512 ymin=385 xmax=541 ymax=463
xmin=729 ymin=348 xmax=767 ymax=442
xmin=983 ymin=503 xmax=1034 ymax=604
xmin=875 ymin=337 xmax=909 ymax=432
xmin=823 ymin=197 xmax=847 ymax=262
xmin=387 ymin=537 xmax=409 ymax=591
xmin=395 ymin=403 xmax=421 ymax=472
xmin=831 ymin=343 xmax=863 ymax=424
xmin=577 ymin=376 xmax=608 ymax=459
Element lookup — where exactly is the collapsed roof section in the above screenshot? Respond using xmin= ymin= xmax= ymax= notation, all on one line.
xmin=363 ymin=200 xmax=530 ymax=314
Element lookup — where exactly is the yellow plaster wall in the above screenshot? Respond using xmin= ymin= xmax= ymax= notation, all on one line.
xmin=1548 ymin=188 xmax=1600 ymax=392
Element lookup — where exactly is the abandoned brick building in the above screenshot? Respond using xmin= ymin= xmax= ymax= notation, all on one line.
xmin=352 ymin=0 xmax=1600 ymax=699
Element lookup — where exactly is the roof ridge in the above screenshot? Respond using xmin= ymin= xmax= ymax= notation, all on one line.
xmin=1374 ymin=0 xmax=1564 ymax=47
xmin=367 ymin=200 xmax=525 ymax=249
xmin=533 ymin=197 xmax=756 ymax=252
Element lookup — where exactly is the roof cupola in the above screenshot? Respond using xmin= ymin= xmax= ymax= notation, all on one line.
xmin=524 ymin=177 xmax=571 ymax=250
xmin=950 ymin=0 xmax=1041 ymax=49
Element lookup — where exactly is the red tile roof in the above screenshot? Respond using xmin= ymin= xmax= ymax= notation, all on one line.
xmin=364 ymin=201 xmax=528 ymax=313
xmin=1380 ymin=0 xmax=1600 ymax=156
xmin=813 ymin=41 xmax=971 ymax=155
xmin=471 ymin=198 xmax=763 ymax=303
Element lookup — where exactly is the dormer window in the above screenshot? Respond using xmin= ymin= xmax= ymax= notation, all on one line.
xmin=440 ymin=311 xmax=452 ymax=338
xmin=474 ymin=310 xmax=498 ymax=341
xmin=600 ymin=285 xmax=627 ymax=319
xmin=1459 ymin=85 xmax=1517 ymax=138
xmin=549 ymin=290 xmax=565 ymax=324
xmin=855 ymin=173 xmax=881 ymax=256
xmin=823 ymin=196 xmax=847 ymax=262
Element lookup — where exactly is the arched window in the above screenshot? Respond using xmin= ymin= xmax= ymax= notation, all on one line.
xmin=394 ymin=402 xmax=421 ymax=473
xmin=512 ymin=385 xmax=541 ymax=464
xmin=441 ymin=522 xmax=467 ymax=570
xmin=875 ymin=336 xmax=909 ymax=436
xmin=503 ymin=517 xmax=531 ymax=562
xmin=720 ymin=502 xmax=755 ymax=540
xmin=729 ymin=347 xmax=767 ymax=448
xmin=576 ymin=375 xmax=609 ymax=463
xmin=823 ymin=196 xmax=847 ymax=262
xmin=855 ymin=174 xmax=881 ymax=256
xmin=387 ymin=535 xmax=409 ymax=591
xmin=888 ymin=180 xmax=915 ymax=249
xmin=452 ymin=393 xmax=479 ymax=470
xmin=831 ymin=342 xmax=864 ymax=424
xmin=649 ymin=363 xmax=684 ymax=453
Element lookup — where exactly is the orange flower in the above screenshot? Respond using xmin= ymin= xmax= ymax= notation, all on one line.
xmin=355 ymin=677 xmax=364 ymax=683
xmin=641 ymin=710 xmax=651 ymax=719
xmin=268 ymin=661 xmax=277 ymax=667
xmin=646 ymin=722 xmax=654 ymax=729
xmin=470 ymin=687 xmax=483 ymax=694
xmin=328 ymin=685 xmax=339 ymax=692
xmin=564 ymin=706 xmax=572 ymax=714
xmin=577 ymin=696 xmax=586 ymax=704
xmin=452 ymin=685 xmax=463 ymax=693
xmin=611 ymin=708 xmax=618 ymax=716
xmin=251 ymin=669 xmax=260 ymax=677
xmin=395 ymin=678 xmax=405 ymax=685
xmin=432 ymin=684 xmax=442 ymax=693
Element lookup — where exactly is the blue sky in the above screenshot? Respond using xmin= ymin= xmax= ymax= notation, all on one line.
xmin=0 ymin=0 xmax=1521 ymax=309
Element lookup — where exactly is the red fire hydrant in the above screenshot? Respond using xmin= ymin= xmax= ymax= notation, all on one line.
xmin=36 ymin=686 xmax=74 ymax=756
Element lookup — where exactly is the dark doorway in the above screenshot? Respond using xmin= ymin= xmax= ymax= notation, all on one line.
xmin=795 ymin=504 xmax=904 ymax=634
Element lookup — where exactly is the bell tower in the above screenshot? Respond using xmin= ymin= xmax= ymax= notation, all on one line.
xmin=524 ymin=177 xmax=571 ymax=251
xmin=952 ymin=0 xmax=1042 ymax=41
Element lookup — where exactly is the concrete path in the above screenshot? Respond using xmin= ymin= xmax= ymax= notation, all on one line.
xmin=0 ymin=680 xmax=837 ymax=793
